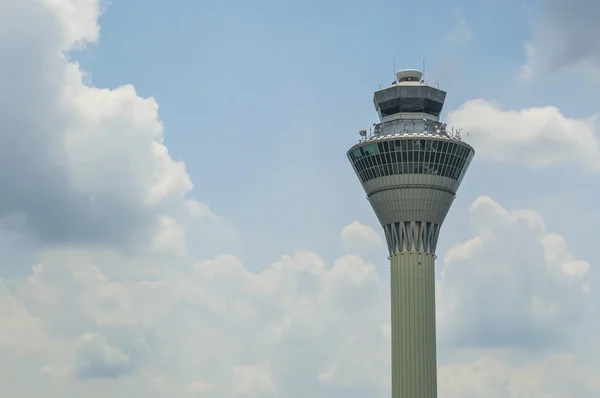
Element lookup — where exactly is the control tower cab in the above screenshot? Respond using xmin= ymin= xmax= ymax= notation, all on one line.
xmin=375 ymin=69 xmax=445 ymax=123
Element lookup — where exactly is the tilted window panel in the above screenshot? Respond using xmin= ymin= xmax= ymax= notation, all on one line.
xmin=351 ymin=138 xmax=473 ymax=183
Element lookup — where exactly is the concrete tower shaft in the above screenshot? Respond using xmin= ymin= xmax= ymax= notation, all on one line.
xmin=347 ymin=69 xmax=474 ymax=398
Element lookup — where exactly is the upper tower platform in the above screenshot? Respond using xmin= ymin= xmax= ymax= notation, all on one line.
xmin=348 ymin=68 xmax=475 ymax=256
xmin=374 ymin=69 xmax=446 ymax=123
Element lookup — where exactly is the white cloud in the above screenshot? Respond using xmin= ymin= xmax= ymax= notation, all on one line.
xmin=439 ymin=354 xmax=600 ymax=398
xmin=0 ymin=201 xmax=594 ymax=396
xmin=151 ymin=216 xmax=187 ymax=257
xmin=42 ymin=0 xmax=101 ymax=48
xmin=234 ymin=366 xmax=278 ymax=396
xmin=438 ymin=196 xmax=591 ymax=349
xmin=447 ymin=99 xmax=600 ymax=171
xmin=186 ymin=199 xmax=215 ymax=219
xmin=521 ymin=0 xmax=600 ymax=79
xmin=0 ymin=280 xmax=51 ymax=355
xmin=72 ymin=333 xmax=133 ymax=381
xmin=0 ymin=0 xmax=213 ymax=250
xmin=340 ymin=221 xmax=383 ymax=253
xmin=439 ymin=356 xmax=511 ymax=398
xmin=5 ymin=248 xmax=388 ymax=397
xmin=187 ymin=379 xmax=213 ymax=394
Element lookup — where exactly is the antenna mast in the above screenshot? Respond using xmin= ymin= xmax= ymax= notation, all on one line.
xmin=422 ymin=59 xmax=426 ymax=83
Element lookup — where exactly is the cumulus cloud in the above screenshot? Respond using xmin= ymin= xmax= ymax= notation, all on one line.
xmin=0 ymin=280 xmax=51 ymax=355
xmin=447 ymin=99 xmax=600 ymax=171
xmin=186 ymin=199 xmax=216 ymax=219
xmin=6 ymin=248 xmax=388 ymax=398
xmin=234 ymin=366 xmax=278 ymax=396
xmin=150 ymin=216 xmax=187 ymax=257
xmin=187 ymin=379 xmax=213 ymax=394
xmin=0 ymin=0 xmax=211 ymax=249
xmin=340 ymin=221 xmax=383 ymax=253
xmin=0 ymin=202 xmax=595 ymax=396
xmin=521 ymin=0 xmax=600 ymax=79
xmin=439 ymin=354 xmax=600 ymax=398
xmin=72 ymin=333 xmax=133 ymax=381
xmin=438 ymin=196 xmax=592 ymax=349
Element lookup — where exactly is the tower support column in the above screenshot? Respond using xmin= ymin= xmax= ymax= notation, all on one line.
xmin=390 ymin=252 xmax=437 ymax=398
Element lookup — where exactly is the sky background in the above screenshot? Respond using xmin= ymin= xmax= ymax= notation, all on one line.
xmin=0 ymin=0 xmax=599 ymax=397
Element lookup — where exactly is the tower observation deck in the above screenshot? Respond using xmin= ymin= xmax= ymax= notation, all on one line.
xmin=347 ymin=69 xmax=474 ymax=398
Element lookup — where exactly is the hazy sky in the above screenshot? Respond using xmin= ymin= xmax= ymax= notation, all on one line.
xmin=1 ymin=0 xmax=599 ymax=397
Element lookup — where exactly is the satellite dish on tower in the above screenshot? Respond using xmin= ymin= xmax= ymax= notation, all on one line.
xmin=359 ymin=129 xmax=367 ymax=137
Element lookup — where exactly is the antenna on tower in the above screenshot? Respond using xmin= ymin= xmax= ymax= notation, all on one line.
xmin=393 ymin=58 xmax=396 ymax=83
xmin=422 ymin=59 xmax=426 ymax=83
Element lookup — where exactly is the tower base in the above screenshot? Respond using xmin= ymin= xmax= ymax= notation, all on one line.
xmin=390 ymin=252 xmax=438 ymax=398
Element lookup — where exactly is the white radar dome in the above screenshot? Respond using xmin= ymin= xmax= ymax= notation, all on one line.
xmin=395 ymin=69 xmax=423 ymax=82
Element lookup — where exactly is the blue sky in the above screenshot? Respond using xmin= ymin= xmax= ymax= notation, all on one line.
xmin=1 ymin=0 xmax=600 ymax=397
xmin=73 ymin=0 xmax=566 ymax=267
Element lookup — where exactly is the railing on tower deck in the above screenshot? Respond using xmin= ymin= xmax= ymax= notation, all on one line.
xmin=357 ymin=121 xmax=470 ymax=144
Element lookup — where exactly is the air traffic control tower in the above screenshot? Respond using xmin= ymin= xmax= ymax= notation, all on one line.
xmin=347 ymin=69 xmax=474 ymax=398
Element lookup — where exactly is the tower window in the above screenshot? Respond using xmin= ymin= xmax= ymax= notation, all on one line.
xmin=351 ymin=139 xmax=472 ymax=183
xmin=378 ymin=98 xmax=443 ymax=117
